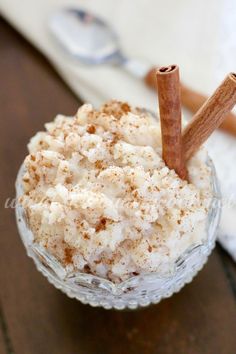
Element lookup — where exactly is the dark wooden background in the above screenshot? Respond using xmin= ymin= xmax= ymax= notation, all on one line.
xmin=0 ymin=17 xmax=236 ymax=354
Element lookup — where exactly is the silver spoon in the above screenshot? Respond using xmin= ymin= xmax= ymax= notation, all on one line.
xmin=49 ymin=8 xmax=152 ymax=80
xmin=48 ymin=8 xmax=236 ymax=135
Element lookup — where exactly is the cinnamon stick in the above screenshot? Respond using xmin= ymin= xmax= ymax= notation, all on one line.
xmin=183 ymin=73 xmax=236 ymax=161
xmin=180 ymin=83 xmax=236 ymax=136
xmin=145 ymin=67 xmax=236 ymax=136
xmin=156 ymin=65 xmax=187 ymax=180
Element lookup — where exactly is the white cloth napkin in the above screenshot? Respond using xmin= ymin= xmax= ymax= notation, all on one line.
xmin=1 ymin=0 xmax=236 ymax=260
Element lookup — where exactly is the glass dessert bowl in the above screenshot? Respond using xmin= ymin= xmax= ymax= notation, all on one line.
xmin=15 ymin=101 xmax=221 ymax=310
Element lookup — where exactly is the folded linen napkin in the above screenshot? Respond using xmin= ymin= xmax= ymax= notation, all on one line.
xmin=1 ymin=0 xmax=236 ymax=260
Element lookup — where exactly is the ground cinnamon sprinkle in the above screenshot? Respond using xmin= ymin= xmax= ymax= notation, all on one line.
xmin=87 ymin=124 xmax=96 ymax=134
xmin=84 ymin=264 xmax=91 ymax=273
xmin=64 ymin=247 xmax=74 ymax=265
xmin=95 ymin=161 xmax=103 ymax=169
xmin=83 ymin=233 xmax=90 ymax=240
xmin=109 ymin=133 xmax=121 ymax=147
xmin=65 ymin=176 xmax=72 ymax=184
xmin=101 ymin=100 xmax=131 ymax=118
xmin=35 ymin=174 xmax=40 ymax=182
xmin=95 ymin=217 xmax=108 ymax=232
xmin=121 ymin=102 xmax=131 ymax=114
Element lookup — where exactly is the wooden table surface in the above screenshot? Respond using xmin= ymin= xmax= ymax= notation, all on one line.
xmin=0 ymin=17 xmax=236 ymax=354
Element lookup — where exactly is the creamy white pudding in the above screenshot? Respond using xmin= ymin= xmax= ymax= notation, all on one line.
xmin=19 ymin=101 xmax=213 ymax=283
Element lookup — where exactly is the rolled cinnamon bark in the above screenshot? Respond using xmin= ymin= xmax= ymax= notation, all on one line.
xmin=180 ymin=83 xmax=236 ymax=136
xmin=145 ymin=67 xmax=236 ymax=136
xmin=156 ymin=65 xmax=187 ymax=180
xmin=183 ymin=73 xmax=236 ymax=161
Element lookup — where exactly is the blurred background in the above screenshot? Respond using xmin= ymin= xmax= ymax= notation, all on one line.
xmin=1 ymin=0 xmax=236 ymax=106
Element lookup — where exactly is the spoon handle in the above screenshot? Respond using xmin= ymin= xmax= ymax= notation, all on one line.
xmin=145 ymin=67 xmax=236 ymax=136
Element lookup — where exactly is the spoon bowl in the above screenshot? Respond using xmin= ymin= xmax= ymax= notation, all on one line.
xmin=49 ymin=8 xmax=122 ymax=64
